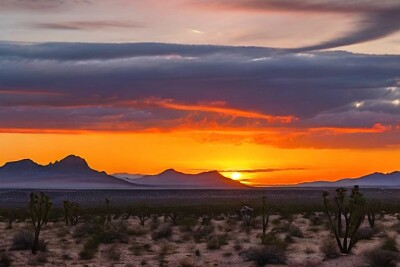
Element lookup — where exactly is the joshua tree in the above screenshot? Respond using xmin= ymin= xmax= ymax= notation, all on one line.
xmin=261 ymin=196 xmax=272 ymax=238
xmin=366 ymin=200 xmax=381 ymax=229
xmin=29 ymin=192 xmax=52 ymax=254
xmin=322 ymin=185 xmax=366 ymax=254
xmin=136 ymin=205 xmax=151 ymax=226
xmin=63 ymin=200 xmax=82 ymax=226
xmin=240 ymin=206 xmax=254 ymax=227
xmin=105 ymin=198 xmax=111 ymax=223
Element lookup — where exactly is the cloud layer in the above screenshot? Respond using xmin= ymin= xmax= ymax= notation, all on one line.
xmin=1 ymin=42 xmax=400 ymax=148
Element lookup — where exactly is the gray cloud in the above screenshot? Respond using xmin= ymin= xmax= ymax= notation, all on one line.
xmin=200 ymin=0 xmax=400 ymax=51
xmin=0 ymin=42 xmax=399 ymax=148
xmin=30 ymin=21 xmax=145 ymax=31
xmin=0 ymin=0 xmax=90 ymax=11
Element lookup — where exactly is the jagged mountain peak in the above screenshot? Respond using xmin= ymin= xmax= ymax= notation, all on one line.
xmin=1 ymin=159 xmax=41 ymax=172
xmin=49 ymin=155 xmax=90 ymax=170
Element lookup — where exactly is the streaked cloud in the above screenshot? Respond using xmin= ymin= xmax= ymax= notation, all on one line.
xmin=0 ymin=42 xmax=399 ymax=148
xmin=31 ymin=20 xmax=145 ymax=31
xmin=196 ymin=0 xmax=400 ymax=51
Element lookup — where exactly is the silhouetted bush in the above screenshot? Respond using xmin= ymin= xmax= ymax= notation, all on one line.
xmin=193 ymin=224 xmax=215 ymax=243
xmin=320 ymin=238 xmax=340 ymax=259
xmin=240 ymin=245 xmax=287 ymax=266
xmin=364 ymin=248 xmax=399 ymax=267
xmin=106 ymin=245 xmax=121 ymax=261
xmin=0 ymin=253 xmax=11 ymax=267
xmin=381 ymin=237 xmax=398 ymax=252
xmin=11 ymin=230 xmax=47 ymax=252
xmin=261 ymin=232 xmax=287 ymax=249
xmin=206 ymin=234 xmax=229 ymax=250
xmin=288 ymin=225 xmax=304 ymax=238
xmin=151 ymin=223 xmax=173 ymax=240
xmin=355 ymin=226 xmax=377 ymax=241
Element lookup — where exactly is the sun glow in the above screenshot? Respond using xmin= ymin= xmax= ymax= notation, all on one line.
xmin=231 ymin=172 xmax=242 ymax=180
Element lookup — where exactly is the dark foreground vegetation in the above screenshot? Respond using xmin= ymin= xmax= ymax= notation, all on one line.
xmin=0 ymin=187 xmax=399 ymax=266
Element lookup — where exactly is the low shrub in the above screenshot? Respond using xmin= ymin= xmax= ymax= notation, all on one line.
xmin=381 ymin=237 xmax=398 ymax=252
xmin=261 ymin=232 xmax=287 ymax=249
xmin=364 ymin=248 xmax=399 ymax=267
xmin=151 ymin=223 xmax=173 ymax=240
xmin=179 ymin=258 xmax=195 ymax=267
xmin=0 ymin=253 xmax=12 ymax=267
xmin=178 ymin=217 xmax=198 ymax=232
xmin=320 ymin=238 xmax=340 ymax=259
xmin=11 ymin=230 xmax=47 ymax=251
xmin=193 ymin=224 xmax=215 ymax=243
xmin=240 ymin=245 xmax=287 ymax=266
xmin=233 ymin=239 xmax=243 ymax=251
xmin=288 ymin=225 xmax=304 ymax=238
xmin=106 ymin=245 xmax=121 ymax=261
xmin=355 ymin=227 xmax=377 ymax=241
xmin=206 ymin=234 xmax=229 ymax=250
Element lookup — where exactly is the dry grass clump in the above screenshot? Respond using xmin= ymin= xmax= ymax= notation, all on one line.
xmin=178 ymin=257 xmax=196 ymax=267
xmin=0 ymin=253 xmax=12 ymax=267
xmin=288 ymin=224 xmax=304 ymax=238
xmin=151 ymin=223 xmax=173 ymax=240
xmin=364 ymin=248 xmax=399 ymax=267
xmin=240 ymin=245 xmax=287 ymax=266
xmin=11 ymin=230 xmax=47 ymax=252
xmin=320 ymin=238 xmax=340 ymax=259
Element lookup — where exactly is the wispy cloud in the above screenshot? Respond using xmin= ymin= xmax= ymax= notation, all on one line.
xmin=31 ymin=21 xmax=145 ymax=31
xmin=197 ymin=0 xmax=400 ymax=51
xmin=0 ymin=42 xmax=399 ymax=148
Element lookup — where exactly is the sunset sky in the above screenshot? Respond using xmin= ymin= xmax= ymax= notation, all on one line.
xmin=1 ymin=0 xmax=400 ymax=185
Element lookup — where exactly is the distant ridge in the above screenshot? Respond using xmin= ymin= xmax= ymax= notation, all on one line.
xmin=0 ymin=156 xmax=249 ymax=189
xmin=0 ymin=155 xmax=133 ymax=189
xmin=297 ymin=171 xmax=400 ymax=188
xmin=132 ymin=168 xmax=249 ymax=189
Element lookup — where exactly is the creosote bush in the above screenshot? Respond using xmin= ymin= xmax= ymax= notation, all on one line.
xmin=11 ymin=230 xmax=47 ymax=252
xmin=193 ymin=224 xmax=215 ymax=243
xmin=241 ymin=245 xmax=287 ymax=266
xmin=364 ymin=248 xmax=399 ymax=267
xmin=288 ymin=225 xmax=304 ymax=238
xmin=151 ymin=223 xmax=173 ymax=240
xmin=320 ymin=238 xmax=340 ymax=259
xmin=381 ymin=237 xmax=398 ymax=252
xmin=0 ymin=253 xmax=12 ymax=267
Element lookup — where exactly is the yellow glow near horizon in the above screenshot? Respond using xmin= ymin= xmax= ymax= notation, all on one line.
xmin=231 ymin=172 xmax=242 ymax=180
xmin=1 ymin=132 xmax=400 ymax=185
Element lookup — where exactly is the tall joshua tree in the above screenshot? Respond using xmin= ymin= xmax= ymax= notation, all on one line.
xmin=29 ymin=192 xmax=52 ymax=254
xmin=261 ymin=196 xmax=271 ymax=238
xmin=63 ymin=200 xmax=82 ymax=226
xmin=322 ymin=185 xmax=366 ymax=254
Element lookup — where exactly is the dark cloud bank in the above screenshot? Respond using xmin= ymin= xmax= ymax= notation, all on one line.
xmin=0 ymin=42 xmax=399 ymax=148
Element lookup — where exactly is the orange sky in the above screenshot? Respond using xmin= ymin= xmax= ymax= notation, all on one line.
xmin=1 ymin=0 xmax=400 ymax=186
xmin=1 ymin=131 xmax=400 ymax=186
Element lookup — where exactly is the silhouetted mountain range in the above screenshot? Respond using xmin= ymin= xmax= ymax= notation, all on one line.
xmin=131 ymin=169 xmax=248 ymax=189
xmin=0 ymin=155 xmax=131 ymax=189
xmin=0 ymin=155 xmax=248 ymax=189
xmin=297 ymin=171 xmax=400 ymax=188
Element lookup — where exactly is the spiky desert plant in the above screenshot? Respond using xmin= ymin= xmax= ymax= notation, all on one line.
xmin=322 ymin=185 xmax=366 ymax=254
xmin=240 ymin=206 xmax=254 ymax=227
xmin=261 ymin=196 xmax=272 ymax=239
xmin=136 ymin=205 xmax=151 ymax=226
xmin=366 ymin=200 xmax=381 ymax=229
xmin=105 ymin=198 xmax=111 ymax=226
xmin=29 ymin=192 xmax=52 ymax=254
xmin=63 ymin=200 xmax=82 ymax=226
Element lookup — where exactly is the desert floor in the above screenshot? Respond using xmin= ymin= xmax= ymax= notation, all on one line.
xmin=0 ymin=213 xmax=399 ymax=267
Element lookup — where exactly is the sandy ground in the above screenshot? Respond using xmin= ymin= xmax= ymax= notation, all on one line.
xmin=0 ymin=213 xmax=399 ymax=267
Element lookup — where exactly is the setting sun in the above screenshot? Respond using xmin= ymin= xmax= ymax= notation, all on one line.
xmin=231 ymin=172 xmax=242 ymax=180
